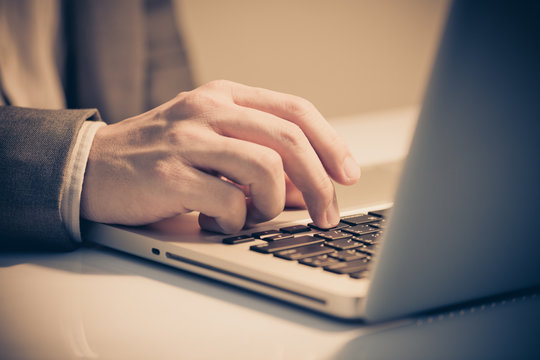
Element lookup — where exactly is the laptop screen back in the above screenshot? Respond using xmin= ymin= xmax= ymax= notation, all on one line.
xmin=364 ymin=0 xmax=540 ymax=321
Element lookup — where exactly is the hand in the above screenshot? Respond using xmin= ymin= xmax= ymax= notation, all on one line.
xmin=80 ymin=80 xmax=360 ymax=233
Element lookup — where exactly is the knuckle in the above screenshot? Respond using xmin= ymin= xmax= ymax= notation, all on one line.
xmin=204 ymin=79 xmax=233 ymax=90
xmin=174 ymin=90 xmax=189 ymax=100
xmin=278 ymin=122 xmax=308 ymax=151
xmin=255 ymin=148 xmax=283 ymax=178
xmin=176 ymin=90 xmax=223 ymax=114
xmin=185 ymin=91 xmax=212 ymax=109
xmin=284 ymin=96 xmax=316 ymax=119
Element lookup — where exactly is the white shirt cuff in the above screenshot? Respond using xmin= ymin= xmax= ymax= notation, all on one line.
xmin=61 ymin=120 xmax=107 ymax=242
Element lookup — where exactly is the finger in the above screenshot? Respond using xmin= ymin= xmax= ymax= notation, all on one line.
xmin=285 ymin=174 xmax=306 ymax=209
xmin=180 ymin=133 xmax=286 ymax=226
xmin=227 ymin=81 xmax=361 ymax=185
xmin=214 ymin=105 xmax=340 ymax=228
xmin=171 ymin=167 xmax=247 ymax=234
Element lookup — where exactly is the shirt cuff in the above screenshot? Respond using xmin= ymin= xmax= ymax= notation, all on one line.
xmin=61 ymin=120 xmax=107 ymax=242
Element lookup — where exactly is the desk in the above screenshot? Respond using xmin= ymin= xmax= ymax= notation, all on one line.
xmin=1 ymin=107 xmax=538 ymax=359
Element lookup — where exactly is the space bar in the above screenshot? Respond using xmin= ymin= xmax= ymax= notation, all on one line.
xmin=250 ymin=236 xmax=324 ymax=254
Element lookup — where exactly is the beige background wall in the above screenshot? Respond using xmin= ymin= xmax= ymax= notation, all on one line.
xmin=175 ymin=0 xmax=449 ymax=118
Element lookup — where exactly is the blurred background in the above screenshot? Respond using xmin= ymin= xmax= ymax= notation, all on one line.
xmin=175 ymin=0 xmax=450 ymax=119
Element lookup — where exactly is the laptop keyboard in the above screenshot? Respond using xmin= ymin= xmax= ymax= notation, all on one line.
xmin=222 ymin=208 xmax=391 ymax=280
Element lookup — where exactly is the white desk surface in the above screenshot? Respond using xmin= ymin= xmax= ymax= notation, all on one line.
xmin=1 ymin=107 xmax=538 ymax=359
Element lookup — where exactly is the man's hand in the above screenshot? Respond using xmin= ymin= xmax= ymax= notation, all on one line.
xmin=80 ymin=80 xmax=360 ymax=233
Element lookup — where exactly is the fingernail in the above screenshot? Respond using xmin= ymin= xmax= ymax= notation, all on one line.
xmin=343 ymin=156 xmax=361 ymax=183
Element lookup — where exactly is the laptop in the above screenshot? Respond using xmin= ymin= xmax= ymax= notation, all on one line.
xmin=84 ymin=0 xmax=540 ymax=322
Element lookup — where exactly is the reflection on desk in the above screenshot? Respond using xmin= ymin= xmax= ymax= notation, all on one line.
xmin=0 ymin=246 xmax=404 ymax=359
xmin=336 ymin=291 xmax=540 ymax=360
xmin=1 ymin=246 xmax=538 ymax=359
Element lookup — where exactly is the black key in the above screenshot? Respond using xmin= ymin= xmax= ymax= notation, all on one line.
xmin=349 ymin=270 xmax=369 ymax=279
xmin=340 ymin=214 xmax=379 ymax=225
xmin=369 ymin=219 xmax=387 ymax=229
xmin=342 ymin=224 xmax=379 ymax=236
xmin=299 ymin=255 xmax=340 ymax=267
xmin=315 ymin=230 xmax=351 ymax=241
xmin=222 ymin=235 xmax=255 ymax=245
xmin=329 ymin=249 xmax=367 ymax=262
xmin=252 ymin=230 xmax=281 ymax=239
xmin=274 ymin=244 xmax=335 ymax=260
xmin=324 ymin=259 xmax=370 ymax=274
xmin=353 ymin=233 xmax=382 ymax=245
xmin=368 ymin=208 xmax=392 ymax=218
xmin=291 ymin=229 xmax=322 ymax=237
xmin=250 ymin=235 xmax=324 ymax=254
xmin=265 ymin=234 xmax=295 ymax=242
xmin=356 ymin=245 xmax=375 ymax=256
xmin=325 ymin=238 xmax=363 ymax=250
xmin=308 ymin=222 xmax=349 ymax=232
xmin=279 ymin=225 xmax=311 ymax=234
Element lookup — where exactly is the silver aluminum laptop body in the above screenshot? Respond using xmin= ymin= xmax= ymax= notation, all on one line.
xmin=85 ymin=0 xmax=540 ymax=322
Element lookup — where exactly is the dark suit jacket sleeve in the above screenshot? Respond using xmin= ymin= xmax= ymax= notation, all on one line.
xmin=0 ymin=106 xmax=101 ymax=250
